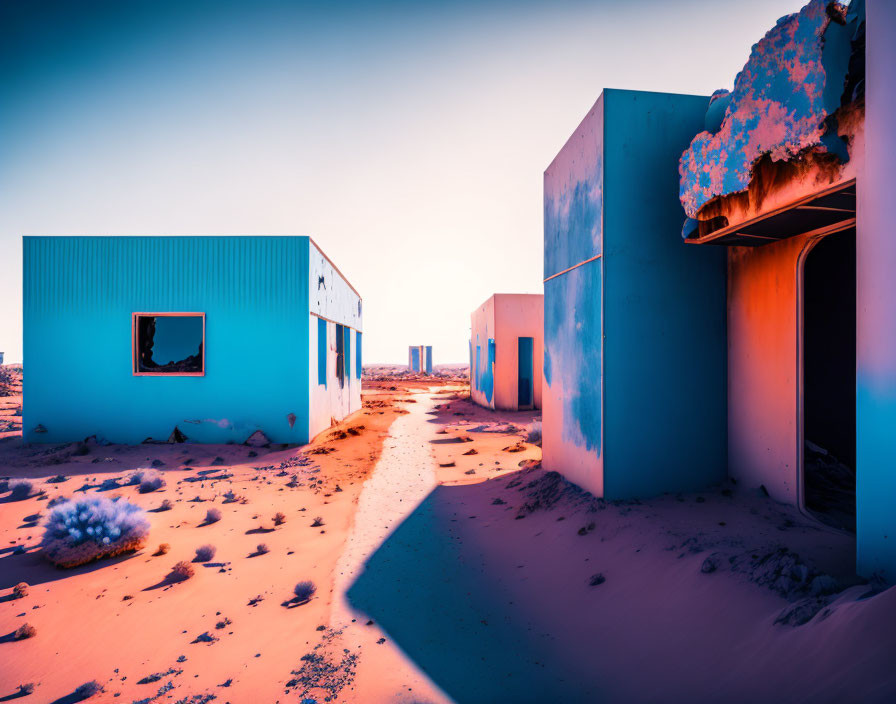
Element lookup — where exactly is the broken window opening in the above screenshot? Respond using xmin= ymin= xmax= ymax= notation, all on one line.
xmin=318 ymin=317 xmax=328 ymax=387
xmin=344 ymin=325 xmax=352 ymax=380
xmin=335 ymin=323 xmax=345 ymax=388
xmin=133 ymin=313 xmax=204 ymax=375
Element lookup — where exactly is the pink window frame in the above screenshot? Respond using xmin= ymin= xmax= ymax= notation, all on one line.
xmin=132 ymin=312 xmax=206 ymax=377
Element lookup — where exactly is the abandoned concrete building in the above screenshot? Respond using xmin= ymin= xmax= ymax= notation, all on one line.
xmin=470 ymin=294 xmax=543 ymax=411
xmin=544 ymin=0 xmax=895 ymax=580
xmin=408 ymin=345 xmax=433 ymax=374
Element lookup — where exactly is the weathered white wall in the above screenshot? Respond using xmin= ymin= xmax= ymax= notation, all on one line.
xmin=857 ymin=0 xmax=896 ymax=580
xmin=308 ymin=240 xmax=362 ymax=439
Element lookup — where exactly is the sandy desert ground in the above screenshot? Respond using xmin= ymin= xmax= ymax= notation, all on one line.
xmin=2 ymin=364 xmax=896 ymax=703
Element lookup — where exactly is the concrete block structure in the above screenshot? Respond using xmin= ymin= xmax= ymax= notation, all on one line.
xmin=679 ymin=0 xmax=895 ymax=579
xmin=470 ymin=294 xmax=543 ymax=411
xmin=408 ymin=345 xmax=433 ymax=374
xmin=543 ymin=89 xmax=727 ymax=500
xmin=23 ymin=236 xmax=362 ymax=445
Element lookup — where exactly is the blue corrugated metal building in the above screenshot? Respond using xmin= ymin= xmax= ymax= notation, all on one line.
xmin=23 ymin=236 xmax=362 ymax=445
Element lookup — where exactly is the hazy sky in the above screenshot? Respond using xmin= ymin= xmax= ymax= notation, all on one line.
xmin=0 ymin=0 xmax=805 ymax=364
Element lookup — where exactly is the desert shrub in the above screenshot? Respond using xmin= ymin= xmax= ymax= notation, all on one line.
xmin=138 ymin=470 xmax=166 ymax=494
xmin=74 ymin=680 xmax=102 ymax=699
xmin=293 ymin=580 xmax=316 ymax=603
xmin=311 ymin=516 xmax=324 ymax=527
xmin=9 ymin=479 xmax=33 ymax=500
xmin=17 ymin=684 xmax=35 ymax=695
xmin=99 ymin=478 xmax=121 ymax=491
xmin=169 ymin=561 xmax=195 ymax=582
xmin=273 ymin=511 xmax=286 ymax=526
xmin=40 ymin=496 xmax=149 ymax=568
xmin=525 ymin=420 xmax=543 ymax=445
xmin=154 ymin=543 xmax=170 ymax=556
xmin=256 ymin=543 xmax=269 ymax=555
xmin=194 ymin=544 xmax=216 ymax=562
xmin=14 ymin=623 xmax=36 ymax=640
xmin=203 ymin=507 xmax=222 ymax=524
xmin=12 ymin=582 xmax=28 ymax=599
xmin=158 ymin=499 xmax=173 ymax=511
xmin=47 ymin=495 xmax=68 ymax=507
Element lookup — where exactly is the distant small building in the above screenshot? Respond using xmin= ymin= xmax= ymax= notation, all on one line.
xmin=408 ymin=345 xmax=433 ymax=374
xmin=23 ymin=236 xmax=362 ymax=444
xmin=470 ymin=294 xmax=543 ymax=411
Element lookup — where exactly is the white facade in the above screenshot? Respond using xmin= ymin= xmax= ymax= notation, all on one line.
xmin=308 ymin=239 xmax=363 ymax=440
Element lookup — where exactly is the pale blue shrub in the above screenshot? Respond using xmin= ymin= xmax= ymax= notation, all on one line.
xmin=9 ymin=479 xmax=34 ymax=500
xmin=41 ymin=496 xmax=149 ymax=568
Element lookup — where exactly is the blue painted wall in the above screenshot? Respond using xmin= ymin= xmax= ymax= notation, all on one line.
xmin=544 ymin=90 xmax=727 ymax=500
xmin=602 ymin=90 xmax=727 ymax=497
xmin=544 ymin=260 xmax=603 ymax=457
xmin=543 ymin=95 xmax=605 ymax=490
xmin=471 ymin=336 xmax=495 ymax=404
xmin=24 ymin=236 xmax=311 ymax=445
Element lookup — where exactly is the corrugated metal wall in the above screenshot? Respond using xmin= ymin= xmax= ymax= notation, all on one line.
xmin=24 ymin=236 xmax=310 ymax=444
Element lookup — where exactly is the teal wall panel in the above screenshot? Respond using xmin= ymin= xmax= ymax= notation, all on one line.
xmin=602 ymin=90 xmax=727 ymax=497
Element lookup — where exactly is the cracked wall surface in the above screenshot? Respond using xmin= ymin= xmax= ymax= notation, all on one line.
xmin=679 ymin=0 xmax=865 ymax=220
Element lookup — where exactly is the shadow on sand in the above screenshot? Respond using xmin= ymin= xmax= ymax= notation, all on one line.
xmin=0 ymin=548 xmax=140 ymax=591
xmin=346 ymin=483 xmax=600 ymax=703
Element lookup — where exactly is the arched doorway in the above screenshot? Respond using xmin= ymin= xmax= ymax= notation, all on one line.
xmin=801 ymin=227 xmax=856 ymax=531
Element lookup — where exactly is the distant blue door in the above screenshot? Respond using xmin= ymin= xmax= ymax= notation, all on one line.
xmin=518 ymin=337 xmax=534 ymax=408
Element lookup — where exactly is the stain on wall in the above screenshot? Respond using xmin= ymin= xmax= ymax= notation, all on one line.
xmin=543 ymin=96 xmax=605 ymax=491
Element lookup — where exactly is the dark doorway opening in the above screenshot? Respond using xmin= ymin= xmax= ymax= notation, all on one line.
xmin=803 ymin=227 xmax=856 ymax=532
xmin=336 ymin=323 xmax=345 ymax=388
xmin=517 ymin=337 xmax=534 ymax=409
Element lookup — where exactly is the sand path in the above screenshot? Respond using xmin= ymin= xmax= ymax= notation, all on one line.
xmin=332 ymin=392 xmax=439 ymax=621
xmin=331 ymin=389 xmax=452 ymax=702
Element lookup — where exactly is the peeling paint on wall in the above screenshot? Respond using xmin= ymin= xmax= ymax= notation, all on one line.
xmin=679 ymin=0 xmax=865 ymax=219
xmin=543 ymin=96 xmax=605 ymax=486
